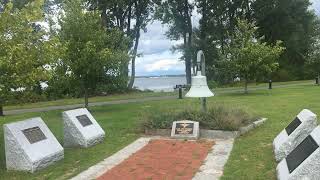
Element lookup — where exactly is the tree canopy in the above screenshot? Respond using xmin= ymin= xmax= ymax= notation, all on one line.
xmin=58 ymin=0 xmax=129 ymax=107
xmin=0 ymin=0 xmax=55 ymax=115
xmin=227 ymin=20 xmax=285 ymax=93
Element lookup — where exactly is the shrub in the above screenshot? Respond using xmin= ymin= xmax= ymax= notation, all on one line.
xmin=141 ymin=104 xmax=257 ymax=131
xmin=207 ymin=80 xmax=218 ymax=89
xmin=6 ymin=91 xmax=48 ymax=105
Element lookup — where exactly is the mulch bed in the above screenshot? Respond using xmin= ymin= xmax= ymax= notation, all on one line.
xmin=98 ymin=139 xmax=214 ymax=180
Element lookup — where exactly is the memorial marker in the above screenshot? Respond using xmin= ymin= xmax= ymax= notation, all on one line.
xmin=76 ymin=114 xmax=93 ymax=127
xmin=273 ymin=109 xmax=317 ymax=162
xmin=277 ymin=126 xmax=320 ymax=180
xmin=63 ymin=108 xmax=105 ymax=148
xmin=171 ymin=120 xmax=199 ymax=139
xmin=22 ymin=126 xmax=47 ymax=144
xmin=4 ymin=117 xmax=64 ymax=172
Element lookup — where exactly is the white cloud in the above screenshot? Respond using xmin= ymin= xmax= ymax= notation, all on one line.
xmin=138 ymin=20 xmax=180 ymax=55
xmin=134 ymin=50 xmax=185 ymax=76
xmin=144 ymin=59 xmax=183 ymax=72
xmin=134 ymin=5 xmax=202 ymax=76
xmin=134 ymin=19 xmax=186 ymax=76
xmin=311 ymin=0 xmax=320 ymax=15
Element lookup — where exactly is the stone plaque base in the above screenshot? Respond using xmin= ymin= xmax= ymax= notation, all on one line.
xmin=273 ymin=109 xmax=317 ymax=162
xmin=171 ymin=120 xmax=199 ymax=140
xmin=4 ymin=117 xmax=64 ymax=173
xmin=277 ymin=126 xmax=320 ymax=180
xmin=63 ymin=108 xmax=105 ymax=148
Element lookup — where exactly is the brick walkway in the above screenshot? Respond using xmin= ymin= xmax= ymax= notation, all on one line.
xmin=98 ymin=139 xmax=214 ymax=180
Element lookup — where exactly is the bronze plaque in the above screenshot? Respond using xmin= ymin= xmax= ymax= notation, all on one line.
xmin=76 ymin=114 xmax=93 ymax=127
xmin=285 ymin=117 xmax=301 ymax=135
xmin=286 ymin=135 xmax=319 ymax=173
xmin=22 ymin=126 xmax=47 ymax=144
xmin=175 ymin=123 xmax=194 ymax=135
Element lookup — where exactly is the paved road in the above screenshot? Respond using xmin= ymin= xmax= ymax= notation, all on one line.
xmin=4 ymin=81 xmax=313 ymax=115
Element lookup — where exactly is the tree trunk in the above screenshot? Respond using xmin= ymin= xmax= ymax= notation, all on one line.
xmin=101 ymin=7 xmax=108 ymax=27
xmin=128 ymin=1 xmax=142 ymax=89
xmin=244 ymin=79 xmax=248 ymax=94
xmin=84 ymin=88 xmax=89 ymax=108
xmin=184 ymin=0 xmax=192 ymax=85
xmin=186 ymin=30 xmax=192 ymax=84
xmin=0 ymin=105 xmax=3 ymax=116
xmin=127 ymin=1 xmax=132 ymax=36
xmin=185 ymin=51 xmax=192 ymax=85
xmin=127 ymin=28 xmax=140 ymax=89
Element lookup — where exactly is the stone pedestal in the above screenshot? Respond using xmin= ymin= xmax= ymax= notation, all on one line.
xmin=4 ymin=117 xmax=64 ymax=173
xmin=277 ymin=126 xmax=320 ymax=180
xmin=63 ymin=108 xmax=105 ymax=148
xmin=273 ymin=109 xmax=317 ymax=162
xmin=171 ymin=120 xmax=199 ymax=140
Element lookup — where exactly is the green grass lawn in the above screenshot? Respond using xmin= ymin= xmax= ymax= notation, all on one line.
xmin=4 ymin=91 xmax=175 ymax=111
xmin=0 ymin=82 xmax=319 ymax=179
xmin=4 ymin=79 xmax=313 ymax=112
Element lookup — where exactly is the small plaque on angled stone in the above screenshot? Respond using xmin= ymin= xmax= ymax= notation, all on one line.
xmin=273 ymin=109 xmax=317 ymax=162
xmin=76 ymin=114 xmax=93 ymax=127
xmin=4 ymin=117 xmax=64 ymax=173
xmin=63 ymin=108 xmax=105 ymax=148
xmin=277 ymin=126 xmax=320 ymax=179
xmin=171 ymin=120 xmax=199 ymax=139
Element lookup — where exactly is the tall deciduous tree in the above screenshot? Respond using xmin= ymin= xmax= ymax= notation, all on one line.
xmin=228 ymin=20 xmax=285 ymax=93
xmin=59 ymin=0 xmax=129 ymax=107
xmin=306 ymin=18 xmax=320 ymax=79
xmin=0 ymin=0 xmax=53 ymax=116
xmin=89 ymin=0 xmax=154 ymax=89
xmin=154 ymin=0 xmax=194 ymax=85
xmin=253 ymin=0 xmax=318 ymax=79
xmin=127 ymin=0 xmax=154 ymax=89
xmin=195 ymin=0 xmax=255 ymax=83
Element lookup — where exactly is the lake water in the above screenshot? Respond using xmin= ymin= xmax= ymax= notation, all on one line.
xmin=133 ymin=76 xmax=186 ymax=92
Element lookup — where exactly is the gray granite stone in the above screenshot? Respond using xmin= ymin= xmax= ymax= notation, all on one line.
xmin=63 ymin=108 xmax=105 ymax=148
xmin=4 ymin=117 xmax=64 ymax=173
xmin=193 ymin=138 xmax=234 ymax=180
xmin=239 ymin=124 xmax=255 ymax=135
xmin=171 ymin=120 xmax=199 ymax=139
xmin=252 ymin=118 xmax=267 ymax=127
xmin=277 ymin=126 xmax=320 ymax=180
xmin=200 ymin=129 xmax=238 ymax=139
xmin=273 ymin=109 xmax=317 ymax=162
xmin=145 ymin=118 xmax=267 ymax=139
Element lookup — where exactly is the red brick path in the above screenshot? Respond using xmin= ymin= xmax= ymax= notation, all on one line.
xmin=98 ymin=139 xmax=214 ymax=180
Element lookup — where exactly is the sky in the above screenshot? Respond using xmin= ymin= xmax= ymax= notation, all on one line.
xmin=134 ymin=8 xmax=200 ymax=76
xmin=135 ymin=1 xmax=320 ymax=76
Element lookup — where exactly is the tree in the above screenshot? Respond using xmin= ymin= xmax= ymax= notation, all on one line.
xmin=194 ymin=0 xmax=255 ymax=84
xmin=154 ymin=0 xmax=194 ymax=85
xmin=58 ymin=0 xmax=129 ymax=108
xmin=0 ymin=0 xmax=53 ymax=116
xmin=89 ymin=0 xmax=154 ymax=89
xmin=306 ymin=18 xmax=320 ymax=80
xmin=127 ymin=0 xmax=154 ymax=89
xmin=228 ymin=20 xmax=285 ymax=93
xmin=0 ymin=0 xmax=33 ymax=10
xmin=253 ymin=0 xmax=318 ymax=79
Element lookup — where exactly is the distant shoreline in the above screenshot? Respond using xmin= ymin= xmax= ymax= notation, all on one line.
xmin=135 ymin=75 xmax=186 ymax=78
